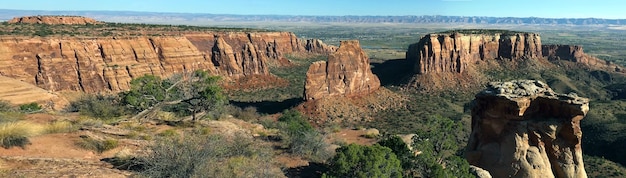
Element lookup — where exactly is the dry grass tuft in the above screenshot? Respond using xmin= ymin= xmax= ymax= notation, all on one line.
xmin=0 ymin=121 xmax=44 ymax=148
xmin=45 ymin=120 xmax=78 ymax=134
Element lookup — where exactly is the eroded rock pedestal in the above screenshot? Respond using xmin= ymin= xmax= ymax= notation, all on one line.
xmin=304 ymin=40 xmax=380 ymax=100
xmin=466 ymin=80 xmax=588 ymax=178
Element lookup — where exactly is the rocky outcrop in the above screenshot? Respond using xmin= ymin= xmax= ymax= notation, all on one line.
xmin=466 ymin=80 xmax=588 ymax=178
xmin=469 ymin=165 xmax=493 ymax=178
xmin=543 ymin=44 xmax=622 ymax=72
xmin=542 ymin=45 xmax=587 ymax=63
xmin=406 ymin=32 xmax=542 ymax=74
xmin=304 ymin=40 xmax=380 ymax=100
xmin=305 ymin=39 xmax=337 ymax=54
xmin=0 ymin=32 xmax=326 ymax=93
xmin=8 ymin=16 xmax=102 ymax=25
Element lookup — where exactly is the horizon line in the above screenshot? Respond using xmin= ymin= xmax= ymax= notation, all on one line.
xmin=1 ymin=9 xmax=625 ymax=20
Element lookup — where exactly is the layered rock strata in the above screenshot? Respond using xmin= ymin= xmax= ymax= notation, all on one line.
xmin=305 ymin=39 xmax=337 ymax=54
xmin=304 ymin=40 xmax=380 ymax=100
xmin=406 ymin=32 xmax=542 ymax=74
xmin=8 ymin=16 xmax=102 ymax=25
xmin=543 ymin=44 xmax=622 ymax=72
xmin=0 ymin=32 xmax=328 ymax=93
xmin=466 ymin=80 xmax=588 ymax=178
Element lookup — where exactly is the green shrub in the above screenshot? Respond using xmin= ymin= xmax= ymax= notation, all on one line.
xmin=378 ymin=135 xmax=415 ymax=172
xmin=326 ymin=144 xmax=403 ymax=178
xmin=66 ymin=95 xmax=128 ymax=119
xmin=120 ymin=75 xmax=167 ymax=113
xmin=277 ymin=109 xmax=313 ymax=135
xmin=410 ymin=115 xmax=474 ymax=178
xmin=19 ymin=102 xmax=41 ymax=113
xmin=273 ymin=109 xmax=332 ymax=162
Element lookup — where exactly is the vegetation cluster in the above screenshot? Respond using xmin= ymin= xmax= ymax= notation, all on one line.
xmin=0 ymin=22 xmax=272 ymax=37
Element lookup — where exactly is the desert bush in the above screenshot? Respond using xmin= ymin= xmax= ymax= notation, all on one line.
xmin=228 ymin=105 xmax=260 ymax=121
xmin=0 ymin=121 xmax=43 ymax=149
xmin=73 ymin=116 xmax=105 ymax=128
xmin=76 ymin=137 xmax=119 ymax=153
xmin=363 ymin=128 xmax=380 ymax=138
xmin=273 ymin=109 xmax=332 ymax=162
xmin=139 ymin=133 xmax=283 ymax=178
xmin=67 ymin=95 xmax=128 ymax=119
xmin=325 ymin=144 xmax=403 ymax=178
xmin=45 ymin=120 xmax=78 ymax=134
xmin=0 ymin=100 xmax=14 ymax=112
xmin=289 ymin=130 xmax=334 ymax=162
xmin=277 ymin=109 xmax=313 ymax=135
xmin=155 ymin=111 xmax=177 ymax=121
xmin=157 ymin=129 xmax=178 ymax=137
xmin=19 ymin=102 xmax=41 ymax=113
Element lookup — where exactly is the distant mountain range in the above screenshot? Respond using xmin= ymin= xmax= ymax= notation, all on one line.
xmin=1 ymin=9 xmax=625 ymax=25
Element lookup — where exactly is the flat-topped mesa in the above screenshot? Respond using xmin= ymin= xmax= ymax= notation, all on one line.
xmin=406 ymin=30 xmax=542 ymax=74
xmin=304 ymin=40 xmax=380 ymax=100
xmin=0 ymin=31 xmax=330 ymax=93
xmin=8 ymin=16 xmax=102 ymax=25
xmin=467 ymin=80 xmax=588 ymax=178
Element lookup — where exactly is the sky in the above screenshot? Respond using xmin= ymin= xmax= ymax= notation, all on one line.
xmin=2 ymin=0 xmax=625 ymax=19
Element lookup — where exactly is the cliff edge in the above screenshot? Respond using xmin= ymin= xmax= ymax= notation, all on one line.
xmin=0 ymin=32 xmax=329 ymax=93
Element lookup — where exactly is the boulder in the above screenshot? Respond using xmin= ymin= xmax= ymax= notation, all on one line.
xmin=469 ymin=165 xmax=493 ymax=178
xmin=466 ymin=80 xmax=588 ymax=178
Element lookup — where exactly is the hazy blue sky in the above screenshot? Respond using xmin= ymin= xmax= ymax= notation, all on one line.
xmin=3 ymin=0 xmax=625 ymax=19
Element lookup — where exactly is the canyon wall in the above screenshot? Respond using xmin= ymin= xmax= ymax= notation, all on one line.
xmin=467 ymin=80 xmax=588 ymax=178
xmin=0 ymin=32 xmax=331 ymax=93
xmin=406 ymin=32 xmax=542 ymax=74
xmin=304 ymin=40 xmax=380 ymax=100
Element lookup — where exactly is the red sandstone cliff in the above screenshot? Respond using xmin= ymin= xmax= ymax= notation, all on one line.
xmin=543 ymin=44 xmax=622 ymax=72
xmin=406 ymin=32 xmax=542 ymax=74
xmin=467 ymin=80 xmax=588 ymax=178
xmin=305 ymin=39 xmax=337 ymax=54
xmin=8 ymin=16 xmax=102 ymax=25
xmin=304 ymin=40 xmax=380 ymax=100
xmin=0 ymin=32 xmax=327 ymax=93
